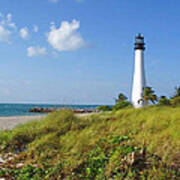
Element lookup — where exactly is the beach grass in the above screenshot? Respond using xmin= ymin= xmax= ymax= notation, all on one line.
xmin=0 ymin=107 xmax=180 ymax=179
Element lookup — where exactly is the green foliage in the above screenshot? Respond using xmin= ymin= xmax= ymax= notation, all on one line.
xmin=97 ymin=105 xmax=112 ymax=111
xmin=0 ymin=110 xmax=78 ymax=152
xmin=113 ymin=92 xmax=131 ymax=111
xmin=158 ymin=96 xmax=171 ymax=106
xmin=0 ymin=165 xmax=44 ymax=179
xmin=77 ymin=136 xmax=132 ymax=179
xmin=0 ymin=108 xmax=180 ymax=179
xmin=84 ymin=146 xmax=108 ymax=179
xmin=164 ymin=86 xmax=180 ymax=107
xmin=109 ymin=135 xmax=129 ymax=144
xmin=173 ymin=86 xmax=180 ymax=98
xmin=116 ymin=93 xmax=128 ymax=103
xmin=139 ymin=86 xmax=157 ymax=105
xmin=0 ymin=164 xmax=63 ymax=180
xmin=171 ymin=96 xmax=180 ymax=107
xmin=112 ymin=101 xmax=131 ymax=111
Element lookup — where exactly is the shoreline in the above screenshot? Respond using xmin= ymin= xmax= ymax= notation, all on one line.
xmin=0 ymin=115 xmax=45 ymax=131
xmin=0 ymin=112 xmax=96 ymax=131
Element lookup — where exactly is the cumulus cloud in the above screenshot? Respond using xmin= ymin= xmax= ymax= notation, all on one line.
xmin=33 ymin=25 xmax=39 ymax=33
xmin=0 ymin=25 xmax=11 ymax=42
xmin=0 ymin=13 xmax=16 ymax=29
xmin=47 ymin=20 xmax=86 ymax=51
xmin=19 ymin=27 xmax=29 ymax=39
xmin=0 ymin=12 xmax=16 ymax=42
xmin=27 ymin=46 xmax=47 ymax=57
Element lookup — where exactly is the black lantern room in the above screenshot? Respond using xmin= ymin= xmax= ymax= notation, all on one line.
xmin=134 ymin=33 xmax=145 ymax=50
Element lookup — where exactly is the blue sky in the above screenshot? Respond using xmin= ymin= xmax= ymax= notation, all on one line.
xmin=0 ymin=0 xmax=179 ymax=104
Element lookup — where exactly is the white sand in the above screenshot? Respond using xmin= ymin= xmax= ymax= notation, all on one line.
xmin=0 ymin=113 xmax=96 ymax=131
xmin=0 ymin=115 xmax=45 ymax=130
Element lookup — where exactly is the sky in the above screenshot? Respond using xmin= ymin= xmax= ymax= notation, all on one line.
xmin=0 ymin=0 xmax=179 ymax=104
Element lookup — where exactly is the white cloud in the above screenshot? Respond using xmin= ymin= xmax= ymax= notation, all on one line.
xmin=47 ymin=19 xmax=86 ymax=51
xmin=33 ymin=25 xmax=39 ymax=33
xmin=8 ymin=23 xmax=16 ymax=29
xmin=27 ymin=46 xmax=47 ymax=57
xmin=19 ymin=27 xmax=29 ymax=39
xmin=0 ymin=13 xmax=16 ymax=43
xmin=0 ymin=13 xmax=16 ymax=29
xmin=0 ymin=25 xmax=11 ymax=42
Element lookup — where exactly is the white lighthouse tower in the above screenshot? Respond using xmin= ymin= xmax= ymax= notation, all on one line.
xmin=132 ymin=33 xmax=146 ymax=108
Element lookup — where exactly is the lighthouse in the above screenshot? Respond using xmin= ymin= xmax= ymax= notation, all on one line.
xmin=132 ymin=33 xmax=146 ymax=108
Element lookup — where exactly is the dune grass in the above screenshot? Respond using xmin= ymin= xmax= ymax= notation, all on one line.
xmin=0 ymin=107 xmax=180 ymax=179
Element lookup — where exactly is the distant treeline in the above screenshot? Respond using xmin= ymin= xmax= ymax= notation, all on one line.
xmin=97 ymin=86 xmax=180 ymax=111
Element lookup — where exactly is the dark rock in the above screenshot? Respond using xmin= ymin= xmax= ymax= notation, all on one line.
xmin=29 ymin=107 xmax=96 ymax=114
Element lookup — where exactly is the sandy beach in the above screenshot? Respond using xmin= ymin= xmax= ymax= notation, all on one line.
xmin=0 ymin=115 xmax=45 ymax=130
xmin=0 ymin=113 xmax=94 ymax=131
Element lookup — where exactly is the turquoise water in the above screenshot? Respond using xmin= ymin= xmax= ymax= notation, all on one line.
xmin=0 ymin=104 xmax=99 ymax=117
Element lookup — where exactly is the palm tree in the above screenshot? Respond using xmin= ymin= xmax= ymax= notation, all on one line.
xmin=115 ymin=93 xmax=127 ymax=103
xmin=138 ymin=87 xmax=157 ymax=106
xmin=174 ymin=86 xmax=180 ymax=97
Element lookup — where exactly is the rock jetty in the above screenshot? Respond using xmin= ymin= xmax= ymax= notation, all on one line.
xmin=29 ymin=107 xmax=96 ymax=114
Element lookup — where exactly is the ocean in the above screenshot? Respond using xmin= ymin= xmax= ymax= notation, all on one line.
xmin=0 ymin=104 xmax=99 ymax=117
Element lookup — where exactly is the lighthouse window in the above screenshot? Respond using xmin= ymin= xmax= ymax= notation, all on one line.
xmin=136 ymin=39 xmax=144 ymax=44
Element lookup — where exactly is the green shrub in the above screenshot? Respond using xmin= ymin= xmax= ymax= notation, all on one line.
xmin=112 ymin=101 xmax=131 ymax=111
xmin=171 ymin=96 xmax=180 ymax=107
xmin=158 ymin=96 xmax=171 ymax=106
xmin=115 ymin=93 xmax=128 ymax=103
xmin=97 ymin=105 xmax=112 ymax=111
xmin=0 ymin=164 xmax=63 ymax=180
